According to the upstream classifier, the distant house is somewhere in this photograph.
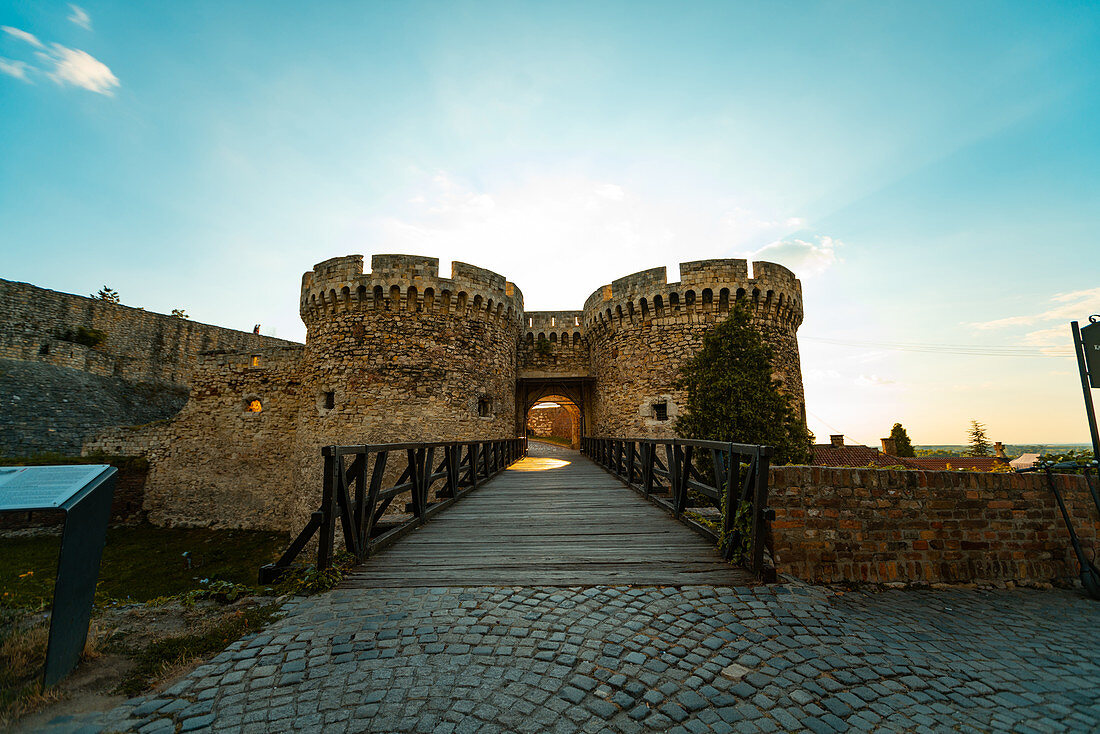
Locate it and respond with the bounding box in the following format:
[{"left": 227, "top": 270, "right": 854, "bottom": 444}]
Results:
[
  {"left": 812, "top": 435, "right": 1012, "bottom": 471},
  {"left": 1009, "top": 453, "right": 1041, "bottom": 470},
  {"left": 812, "top": 435, "right": 919, "bottom": 468},
  {"left": 905, "top": 456, "right": 1011, "bottom": 472}
]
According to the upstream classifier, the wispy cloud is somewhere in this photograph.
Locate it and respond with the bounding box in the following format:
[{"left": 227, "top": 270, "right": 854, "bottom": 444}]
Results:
[
  {"left": 38, "top": 44, "right": 119, "bottom": 94},
  {"left": 971, "top": 287, "right": 1100, "bottom": 330},
  {"left": 749, "top": 235, "right": 841, "bottom": 277},
  {"left": 968, "top": 287, "right": 1100, "bottom": 355},
  {"left": 1, "top": 18, "right": 117, "bottom": 94},
  {"left": 0, "top": 57, "right": 29, "bottom": 80},
  {"left": 369, "top": 169, "right": 840, "bottom": 308},
  {"left": 2, "top": 25, "right": 45, "bottom": 49},
  {"left": 68, "top": 5, "right": 92, "bottom": 31},
  {"left": 856, "top": 373, "right": 897, "bottom": 387}
]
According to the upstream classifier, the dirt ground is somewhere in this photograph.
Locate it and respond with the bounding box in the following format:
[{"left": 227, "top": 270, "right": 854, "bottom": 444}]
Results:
[{"left": 4, "top": 595, "right": 282, "bottom": 732}]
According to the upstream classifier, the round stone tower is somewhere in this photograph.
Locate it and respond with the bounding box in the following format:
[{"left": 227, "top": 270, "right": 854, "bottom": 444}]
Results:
[
  {"left": 296, "top": 254, "right": 523, "bottom": 446},
  {"left": 285, "top": 254, "right": 523, "bottom": 523},
  {"left": 583, "top": 258, "right": 804, "bottom": 437}
]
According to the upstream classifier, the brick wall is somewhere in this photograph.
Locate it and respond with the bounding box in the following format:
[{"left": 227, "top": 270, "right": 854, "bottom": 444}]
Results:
[{"left": 769, "top": 466, "right": 1099, "bottom": 586}]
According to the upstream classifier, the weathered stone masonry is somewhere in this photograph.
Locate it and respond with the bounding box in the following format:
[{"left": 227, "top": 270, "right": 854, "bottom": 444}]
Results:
[
  {"left": 583, "top": 259, "right": 804, "bottom": 438},
  {"left": 0, "top": 278, "right": 295, "bottom": 456}
]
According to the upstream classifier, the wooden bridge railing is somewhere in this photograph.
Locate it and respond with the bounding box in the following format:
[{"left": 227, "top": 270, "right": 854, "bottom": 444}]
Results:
[
  {"left": 260, "top": 437, "right": 527, "bottom": 583},
  {"left": 582, "top": 436, "right": 774, "bottom": 579}
]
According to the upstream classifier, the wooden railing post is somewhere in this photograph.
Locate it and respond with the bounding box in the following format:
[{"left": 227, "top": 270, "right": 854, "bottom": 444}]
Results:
[
  {"left": 626, "top": 441, "right": 636, "bottom": 484},
  {"left": 751, "top": 448, "right": 772, "bottom": 576},
  {"left": 676, "top": 444, "right": 693, "bottom": 516},
  {"left": 643, "top": 442, "right": 655, "bottom": 496},
  {"left": 361, "top": 450, "right": 386, "bottom": 556},
  {"left": 317, "top": 447, "right": 337, "bottom": 570}
]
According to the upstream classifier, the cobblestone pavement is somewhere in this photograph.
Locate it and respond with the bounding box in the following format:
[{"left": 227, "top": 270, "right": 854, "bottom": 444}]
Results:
[{"left": 43, "top": 583, "right": 1100, "bottom": 733}]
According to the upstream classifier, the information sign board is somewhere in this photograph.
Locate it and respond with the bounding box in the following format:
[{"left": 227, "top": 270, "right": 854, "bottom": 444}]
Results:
[
  {"left": 0, "top": 465, "right": 112, "bottom": 511},
  {"left": 0, "top": 464, "right": 116, "bottom": 687},
  {"left": 1081, "top": 320, "right": 1100, "bottom": 389}
]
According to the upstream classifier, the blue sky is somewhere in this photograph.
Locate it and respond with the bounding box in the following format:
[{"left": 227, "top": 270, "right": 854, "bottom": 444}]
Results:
[{"left": 2, "top": 1, "right": 1098, "bottom": 444}]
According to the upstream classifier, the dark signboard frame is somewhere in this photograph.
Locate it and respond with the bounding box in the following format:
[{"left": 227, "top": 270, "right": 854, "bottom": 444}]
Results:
[
  {"left": 1072, "top": 318, "right": 1100, "bottom": 464},
  {"left": 0, "top": 465, "right": 117, "bottom": 687}
]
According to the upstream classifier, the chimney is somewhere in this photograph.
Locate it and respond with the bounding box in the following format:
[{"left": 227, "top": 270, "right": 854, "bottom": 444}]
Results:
[
  {"left": 880, "top": 438, "right": 897, "bottom": 455},
  {"left": 994, "top": 441, "right": 1007, "bottom": 458},
  {"left": 830, "top": 434, "right": 844, "bottom": 448}
]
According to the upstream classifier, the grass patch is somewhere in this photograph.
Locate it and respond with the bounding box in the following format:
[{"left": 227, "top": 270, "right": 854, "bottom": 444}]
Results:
[
  {"left": 0, "top": 524, "right": 286, "bottom": 610},
  {"left": 0, "top": 620, "right": 101, "bottom": 726},
  {"left": 115, "top": 603, "right": 280, "bottom": 697}
]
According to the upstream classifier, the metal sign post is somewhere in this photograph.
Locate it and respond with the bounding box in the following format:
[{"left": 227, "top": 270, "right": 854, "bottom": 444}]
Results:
[
  {"left": 0, "top": 464, "right": 117, "bottom": 687},
  {"left": 1071, "top": 317, "right": 1100, "bottom": 462}
]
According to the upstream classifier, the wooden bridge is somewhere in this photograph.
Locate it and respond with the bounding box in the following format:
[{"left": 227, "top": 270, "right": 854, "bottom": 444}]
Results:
[
  {"left": 261, "top": 436, "right": 771, "bottom": 587},
  {"left": 345, "top": 442, "right": 753, "bottom": 587}
]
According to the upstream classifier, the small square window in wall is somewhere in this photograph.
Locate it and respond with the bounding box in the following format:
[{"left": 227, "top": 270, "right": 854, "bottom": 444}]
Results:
[
  {"left": 323, "top": 391, "right": 335, "bottom": 410},
  {"left": 250, "top": 355, "right": 261, "bottom": 367},
  {"left": 652, "top": 402, "right": 668, "bottom": 421},
  {"left": 478, "top": 397, "right": 491, "bottom": 417},
  {"left": 247, "top": 399, "right": 262, "bottom": 413}
]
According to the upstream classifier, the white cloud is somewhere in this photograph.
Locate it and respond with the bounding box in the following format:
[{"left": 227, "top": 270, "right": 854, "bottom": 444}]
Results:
[
  {"left": 68, "top": 5, "right": 92, "bottom": 30},
  {"left": 364, "top": 169, "right": 840, "bottom": 309},
  {"left": 37, "top": 44, "right": 119, "bottom": 95},
  {"left": 2, "top": 26, "right": 44, "bottom": 49},
  {"left": 1, "top": 20, "right": 118, "bottom": 95},
  {"left": 856, "top": 373, "right": 897, "bottom": 387},
  {"left": 748, "top": 235, "right": 841, "bottom": 277},
  {"left": 0, "top": 57, "right": 29, "bottom": 80},
  {"left": 971, "top": 287, "right": 1100, "bottom": 330}
]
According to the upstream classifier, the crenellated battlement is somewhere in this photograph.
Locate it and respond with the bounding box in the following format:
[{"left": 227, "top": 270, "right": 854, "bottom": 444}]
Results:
[
  {"left": 523, "top": 310, "right": 586, "bottom": 349},
  {"left": 299, "top": 253, "right": 524, "bottom": 326},
  {"left": 582, "top": 258, "right": 803, "bottom": 335}
]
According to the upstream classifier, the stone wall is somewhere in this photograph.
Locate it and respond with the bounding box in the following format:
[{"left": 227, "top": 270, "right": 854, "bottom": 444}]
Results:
[
  {"left": 0, "top": 278, "right": 297, "bottom": 455},
  {"left": 584, "top": 260, "right": 804, "bottom": 438},
  {"left": 769, "top": 466, "right": 1100, "bottom": 586},
  {"left": 0, "top": 359, "right": 187, "bottom": 457},
  {"left": 519, "top": 311, "right": 589, "bottom": 378},
  {"left": 0, "top": 279, "right": 297, "bottom": 385},
  {"left": 526, "top": 404, "right": 574, "bottom": 442},
  {"left": 87, "top": 346, "right": 306, "bottom": 530}
]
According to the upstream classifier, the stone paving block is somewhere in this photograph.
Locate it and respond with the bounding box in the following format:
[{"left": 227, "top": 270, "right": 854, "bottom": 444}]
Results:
[{"left": 48, "top": 585, "right": 1100, "bottom": 733}]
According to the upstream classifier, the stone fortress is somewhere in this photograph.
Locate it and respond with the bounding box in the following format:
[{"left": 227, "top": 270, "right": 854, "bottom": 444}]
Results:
[{"left": 1, "top": 253, "right": 805, "bottom": 532}]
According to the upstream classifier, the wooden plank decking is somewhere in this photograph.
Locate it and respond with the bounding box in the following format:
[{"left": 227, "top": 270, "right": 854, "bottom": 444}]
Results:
[{"left": 343, "top": 442, "right": 754, "bottom": 587}]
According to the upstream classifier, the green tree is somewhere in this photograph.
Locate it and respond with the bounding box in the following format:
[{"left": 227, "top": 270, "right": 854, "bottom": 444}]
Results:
[
  {"left": 889, "top": 423, "right": 915, "bottom": 457},
  {"left": 171, "top": 308, "right": 189, "bottom": 319},
  {"left": 674, "top": 304, "right": 813, "bottom": 464},
  {"left": 967, "top": 420, "right": 991, "bottom": 457},
  {"left": 94, "top": 286, "right": 120, "bottom": 303}
]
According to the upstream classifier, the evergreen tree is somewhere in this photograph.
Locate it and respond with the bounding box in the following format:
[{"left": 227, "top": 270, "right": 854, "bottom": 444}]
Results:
[
  {"left": 967, "top": 420, "right": 991, "bottom": 457},
  {"left": 674, "top": 304, "right": 813, "bottom": 464},
  {"left": 94, "top": 286, "right": 120, "bottom": 303},
  {"left": 889, "top": 422, "right": 915, "bottom": 457}
]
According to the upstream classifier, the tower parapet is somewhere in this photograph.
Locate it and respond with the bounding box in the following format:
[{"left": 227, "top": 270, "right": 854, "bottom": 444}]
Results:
[
  {"left": 300, "top": 254, "right": 523, "bottom": 327},
  {"left": 583, "top": 259, "right": 802, "bottom": 335},
  {"left": 582, "top": 258, "right": 805, "bottom": 438}
]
